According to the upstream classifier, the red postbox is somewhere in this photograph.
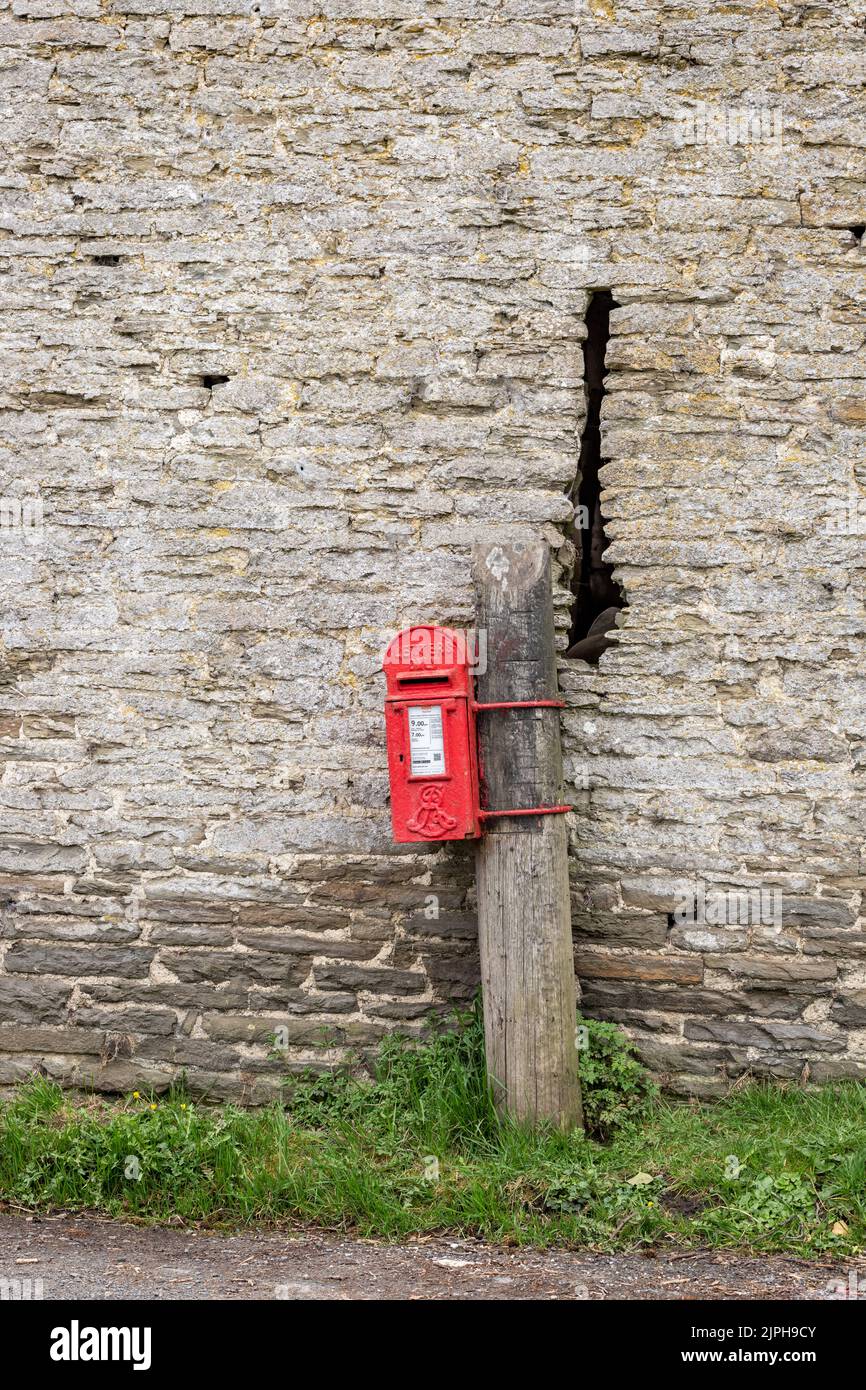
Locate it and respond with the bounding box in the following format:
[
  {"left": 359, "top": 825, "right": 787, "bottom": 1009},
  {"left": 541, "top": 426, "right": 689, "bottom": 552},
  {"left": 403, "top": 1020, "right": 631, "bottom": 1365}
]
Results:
[
  {"left": 383, "top": 625, "right": 481, "bottom": 842},
  {"left": 383, "top": 625, "right": 574, "bottom": 844}
]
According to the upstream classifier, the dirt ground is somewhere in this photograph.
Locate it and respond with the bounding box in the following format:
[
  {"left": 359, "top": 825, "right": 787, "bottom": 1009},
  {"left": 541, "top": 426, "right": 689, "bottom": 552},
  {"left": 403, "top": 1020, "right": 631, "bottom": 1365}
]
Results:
[{"left": 0, "top": 1210, "right": 860, "bottom": 1300}]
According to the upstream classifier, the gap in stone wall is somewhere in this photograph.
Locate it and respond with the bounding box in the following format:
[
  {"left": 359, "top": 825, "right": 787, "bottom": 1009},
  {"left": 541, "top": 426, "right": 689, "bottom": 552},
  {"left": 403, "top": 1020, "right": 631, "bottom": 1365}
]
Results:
[{"left": 567, "top": 290, "right": 624, "bottom": 659}]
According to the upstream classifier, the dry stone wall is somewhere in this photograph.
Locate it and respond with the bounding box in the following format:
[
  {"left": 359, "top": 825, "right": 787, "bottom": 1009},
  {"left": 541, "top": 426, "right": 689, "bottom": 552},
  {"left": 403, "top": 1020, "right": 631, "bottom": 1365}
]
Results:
[{"left": 1, "top": 0, "right": 865, "bottom": 1098}]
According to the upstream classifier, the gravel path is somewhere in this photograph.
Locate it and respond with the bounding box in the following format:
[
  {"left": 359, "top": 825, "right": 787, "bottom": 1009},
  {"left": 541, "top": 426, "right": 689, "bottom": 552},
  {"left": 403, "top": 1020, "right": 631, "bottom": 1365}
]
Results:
[{"left": 0, "top": 1211, "right": 858, "bottom": 1300}]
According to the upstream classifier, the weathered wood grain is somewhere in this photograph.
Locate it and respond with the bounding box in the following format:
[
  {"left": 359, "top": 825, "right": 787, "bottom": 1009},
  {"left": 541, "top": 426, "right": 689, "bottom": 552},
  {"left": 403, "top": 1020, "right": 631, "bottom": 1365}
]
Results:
[{"left": 472, "top": 541, "right": 583, "bottom": 1131}]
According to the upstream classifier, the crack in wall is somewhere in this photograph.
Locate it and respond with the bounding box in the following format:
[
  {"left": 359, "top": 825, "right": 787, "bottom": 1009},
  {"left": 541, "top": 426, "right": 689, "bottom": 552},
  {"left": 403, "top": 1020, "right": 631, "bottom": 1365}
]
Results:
[{"left": 567, "top": 291, "right": 624, "bottom": 660}]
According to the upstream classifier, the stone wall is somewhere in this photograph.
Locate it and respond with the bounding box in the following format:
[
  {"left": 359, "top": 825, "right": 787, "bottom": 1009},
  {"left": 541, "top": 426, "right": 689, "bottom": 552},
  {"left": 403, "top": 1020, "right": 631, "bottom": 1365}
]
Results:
[{"left": 1, "top": 0, "right": 864, "bottom": 1099}]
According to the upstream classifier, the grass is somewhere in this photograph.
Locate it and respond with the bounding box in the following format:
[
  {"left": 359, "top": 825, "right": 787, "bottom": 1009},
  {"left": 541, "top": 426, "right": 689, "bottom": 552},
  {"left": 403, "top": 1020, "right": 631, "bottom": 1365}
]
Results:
[{"left": 0, "top": 1006, "right": 864, "bottom": 1257}]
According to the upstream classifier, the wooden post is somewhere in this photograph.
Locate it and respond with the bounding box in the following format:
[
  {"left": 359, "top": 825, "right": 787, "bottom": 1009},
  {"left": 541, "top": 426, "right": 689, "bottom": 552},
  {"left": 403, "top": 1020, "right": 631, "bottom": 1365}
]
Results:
[{"left": 472, "top": 541, "right": 583, "bottom": 1131}]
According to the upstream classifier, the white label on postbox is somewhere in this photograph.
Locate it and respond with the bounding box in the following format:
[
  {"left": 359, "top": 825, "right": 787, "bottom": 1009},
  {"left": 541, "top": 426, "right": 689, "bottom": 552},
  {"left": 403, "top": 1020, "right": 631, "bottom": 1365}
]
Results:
[{"left": 408, "top": 705, "right": 446, "bottom": 776}]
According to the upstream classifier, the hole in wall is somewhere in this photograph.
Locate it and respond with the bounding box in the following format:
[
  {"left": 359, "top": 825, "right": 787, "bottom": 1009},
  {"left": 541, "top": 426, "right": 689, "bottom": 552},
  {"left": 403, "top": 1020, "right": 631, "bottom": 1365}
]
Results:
[
  {"left": 566, "top": 290, "right": 625, "bottom": 661},
  {"left": 201, "top": 374, "right": 230, "bottom": 390},
  {"left": 849, "top": 224, "right": 865, "bottom": 243},
  {"left": 90, "top": 254, "right": 121, "bottom": 266}
]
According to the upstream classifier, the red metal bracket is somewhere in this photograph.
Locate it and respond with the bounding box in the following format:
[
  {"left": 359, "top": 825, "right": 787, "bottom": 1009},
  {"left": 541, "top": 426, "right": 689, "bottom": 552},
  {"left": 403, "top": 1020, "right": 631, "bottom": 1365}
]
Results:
[{"left": 473, "top": 698, "right": 572, "bottom": 820}]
